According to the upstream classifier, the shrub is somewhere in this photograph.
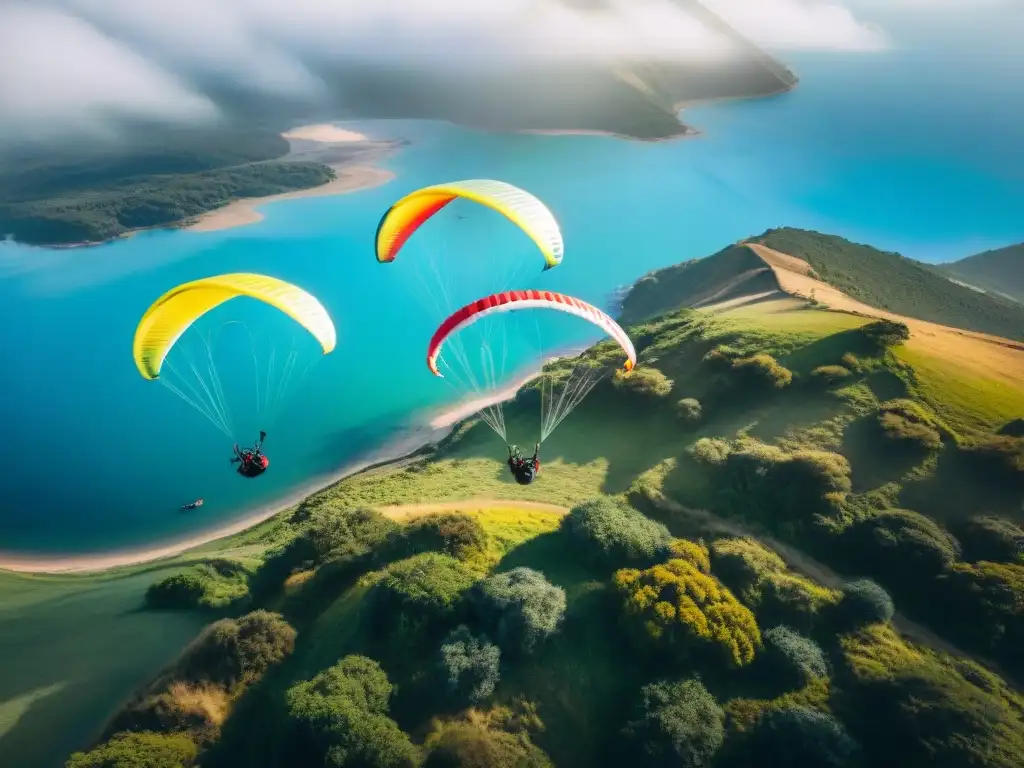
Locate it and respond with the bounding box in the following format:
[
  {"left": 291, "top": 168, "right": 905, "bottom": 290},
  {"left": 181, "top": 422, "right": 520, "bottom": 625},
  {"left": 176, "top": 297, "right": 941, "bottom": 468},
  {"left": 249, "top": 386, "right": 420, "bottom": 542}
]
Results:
[
  {"left": 762, "top": 626, "right": 829, "bottom": 687},
  {"left": 424, "top": 721, "right": 551, "bottom": 768},
  {"left": 66, "top": 731, "right": 198, "bottom": 768},
  {"left": 613, "top": 559, "right": 761, "bottom": 667},
  {"left": 703, "top": 345, "right": 741, "bottom": 370},
  {"left": 836, "top": 580, "right": 894, "bottom": 628},
  {"left": 845, "top": 509, "right": 960, "bottom": 581},
  {"left": 938, "top": 561, "right": 1024, "bottom": 654},
  {"left": 961, "top": 435, "right": 1024, "bottom": 492},
  {"left": 767, "top": 450, "right": 852, "bottom": 520},
  {"left": 301, "top": 506, "right": 398, "bottom": 564},
  {"left": 691, "top": 438, "right": 731, "bottom": 466},
  {"left": 675, "top": 397, "right": 702, "bottom": 424},
  {"left": 612, "top": 366, "right": 674, "bottom": 399},
  {"left": 731, "top": 707, "right": 861, "bottom": 768},
  {"left": 621, "top": 678, "right": 725, "bottom": 768},
  {"left": 146, "top": 572, "right": 207, "bottom": 610},
  {"left": 437, "top": 626, "right": 501, "bottom": 706},
  {"left": 876, "top": 399, "right": 943, "bottom": 450},
  {"left": 729, "top": 354, "right": 793, "bottom": 390},
  {"left": 998, "top": 418, "right": 1024, "bottom": 438},
  {"left": 711, "top": 538, "right": 839, "bottom": 632},
  {"left": 840, "top": 353, "right": 861, "bottom": 372},
  {"left": 375, "top": 553, "right": 477, "bottom": 637},
  {"left": 109, "top": 683, "right": 229, "bottom": 742},
  {"left": 957, "top": 515, "right": 1023, "bottom": 563},
  {"left": 810, "top": 365, "right": 852, "bottom": 387},
  {"left": 859, "top": 319, "right": 910, "bottom": 350},
  {"left": 178, "top": 610, "right": 296, "bottom": 691},
  {"left": 390, "top": 513, "right": 489, "bottom": 562},
  {"left": 561, "top": 497, "right": 672, "bottom": 570},
  {"left": 469, "top": 568, "right": 566, "bottom": 656},
  {"left": 286, "top": 655, "right": 417, "bottom": 768},
  {"left": 667, "top": 539, "right": 711, "bottom": 574}
]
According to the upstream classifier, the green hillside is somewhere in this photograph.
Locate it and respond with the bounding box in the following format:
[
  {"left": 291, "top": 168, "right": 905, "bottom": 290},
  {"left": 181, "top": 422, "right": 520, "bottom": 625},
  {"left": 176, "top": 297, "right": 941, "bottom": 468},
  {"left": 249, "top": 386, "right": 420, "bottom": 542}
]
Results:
[
  {"left": 28, "top": 235, "right": 1024, "bottom": 767},
  {"left": 940, "top": 243, "right": 1024, "bottom": 304},
  {"left": 746, "top": 228, "right": 1024, "bottom": 341}
]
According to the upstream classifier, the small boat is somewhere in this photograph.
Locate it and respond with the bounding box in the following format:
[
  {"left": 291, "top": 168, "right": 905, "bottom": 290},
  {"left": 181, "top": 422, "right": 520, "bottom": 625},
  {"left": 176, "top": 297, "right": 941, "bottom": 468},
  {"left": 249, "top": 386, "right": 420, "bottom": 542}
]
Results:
[{"left": 181, "top": 498, "right": 204, "bottom": 511}]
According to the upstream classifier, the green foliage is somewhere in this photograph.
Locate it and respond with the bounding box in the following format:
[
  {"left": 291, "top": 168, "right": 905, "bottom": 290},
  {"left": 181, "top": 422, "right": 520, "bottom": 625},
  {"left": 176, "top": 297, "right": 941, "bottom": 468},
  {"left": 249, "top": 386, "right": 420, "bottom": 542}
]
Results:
[
  {"left": 691, "top": 437, "right": 732, "bottom": 466},
  {"left": 667, "top": 539, "right": 711, "bottom": 574},
  {"left": 766, "top": 450, "right": 852, "bottom": 520},
  {"left": 957, "top": 516, "right": 1024, "bottom": 563},
  {"left": 375, "top": 553, "right": 477, "bottom": 636},
  {"left": 109, "top": 683, "right": 228, "bottom": 744},
  {"left": 612, "top": 366, "right": 674, "bottom": 399},
  {"left": 960, "top": 434, "right": 1024, "bottom": 492},
  {"left": 675, "top": 397, "right": 703, "bottom": 424},
  {"left": 749, "top": 228, "right": 1024, "bottom": 341},
  {"left": 939, "top": 562, "right": 1024, "bottom": 657},
  {"left": 561, "top": 497, "right": 672, "bottom": 570},
  {"left": 614, "top": 559, "right": 761, "bottom": 667},
  {"left": 810, "top": 365, "right": 852, "bottom": 386},
  {"left": 836, "top": 580, "right": 894, "bottom": 628},
  {"left": 177, "top": 610, "right": 296, "bottom": 691},
  {"left": 145, "top": 560, "right": 251, "bottom": 611},
  {"left": 845, "top": 509, "right": 961, "bottom": 582},
  {"left": 298, "top": 506, "right": 399, "bottom": 566},
  {"left": 285, "top": 655, "right": 417, "bottom": 768},
  {"left": 437, "top": 625, "right": 501, "bottom": 706},
  {"left": 876, "top": 399, "right": 944, "bottom": 450},
  {"left": 390, "top": 513, "right": 490, "bottom": 562},
  {"left": 703, "top": 345, "right": 742, "bottom": 371},
  {"left": 2, "top": 161, "right": 334, "bottom": 246},
  {"left": 998, "top": 418, "right": 1024, "bottom": 437},
  {"left": 729, "top": 353, "right": 793, "bottom": 390},
  {"left": 762, "top": 626, "right": 829, "bottom": 687},
  {"left": 423, "top": 720, "right": 552, "bottom": 768},
  {"left": 621, "top": 678, "right": 725, "bottom": 768},
  {"left": 730, "top": 707, "right": 861, "bottom": 768},
  {"left": 711, "top": 538, "right": 840, "bottom": 632},
  {"left": 839, "top": 625, "right": 1024, "bottom": 768},
  {"left": 858, "top": 320, "right": 911, "bottom": 350},
  {"left": 469, "top": 567, "right": 566, "bottom": 656},
  {"left": 65, "top": 731, "right": 198, "bottom": 768}
]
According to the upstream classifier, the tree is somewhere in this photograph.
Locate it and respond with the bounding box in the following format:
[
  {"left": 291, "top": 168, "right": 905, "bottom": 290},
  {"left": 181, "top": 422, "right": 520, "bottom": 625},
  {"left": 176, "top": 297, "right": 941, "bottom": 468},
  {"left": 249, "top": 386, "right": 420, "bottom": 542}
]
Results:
[
  {"left": 286, "top": 656, "right": 418, "bottom": 768},
  {"left": 612, "top": 366, "right": 674, "bottom": 399},
  {"left": 561, "top": 497, "right": 672, "bottom": 570},
  {"left": 179, "top": 610, "right": 296, "bottom": 690},
  {"left": 731, "top": 707, "right": 861, "bottom": 768},
  {"left": 621, "top": 678, "right": 725, "bottom": 768},
  {"left": 375, "top": 553, "right": 477, "bottom": 637},
  {"left": 675, "top": 397, "right": 702, "bottom": 424},
  {"left": 845, "top": 509, "right": 960, "bottom": 582},
  {"left": 469, "top": 568, "right": 566, "bottom": 656},
  {"left": 66, "top": 731, "right": 198, "bottom": 768},
  {"left": 390, "top": 513, "right": 489, "bottom": 562},
  {"left": 613, "top": 559, "right": 761, "bottom": 667},
  {"left": 437, "top": 626, "right": 501, "bottom": 706},
  {"left": 859, "top": 319, "right": 910, "bottom": 350},
  {"left": 835, "top": 580, "right": 894, "bottom": 629},
  {"left": 810, "top": 365, "right": 851, "bottom": 387},
  {"left": 957, "top": 515, "right": 1024, "bottom": 563},
  {"left": 761, "top": 626, "right": 828, "bottom": 688},
  {"left": 424, "top": 721, "right": 551, "bottom": 768},
  {"left": 729, "top": 354, "right": 793, "bottom": 391}
]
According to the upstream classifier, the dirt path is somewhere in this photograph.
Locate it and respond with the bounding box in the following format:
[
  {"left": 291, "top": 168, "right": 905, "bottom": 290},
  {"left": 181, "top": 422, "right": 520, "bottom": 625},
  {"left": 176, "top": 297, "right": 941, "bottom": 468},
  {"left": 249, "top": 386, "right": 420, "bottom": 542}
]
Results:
[
  {"left": 646, "top": 492, "right": 1021, "bottom": 690},
  {"left": 376, "top": 499, "right": 569, "bottom": 521}
]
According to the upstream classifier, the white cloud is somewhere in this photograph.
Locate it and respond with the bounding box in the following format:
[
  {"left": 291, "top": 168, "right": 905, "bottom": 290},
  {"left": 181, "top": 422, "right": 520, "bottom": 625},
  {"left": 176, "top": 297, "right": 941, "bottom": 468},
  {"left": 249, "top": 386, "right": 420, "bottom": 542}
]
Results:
[
  {"left": 704, "top": 0, "right": 888, "bottom": 51},
  {"left": 0, "top": 0, "right": 890, "bottom": 143},
  {"left": 0, "top": 4, "right": 218, "bottom": 143}
]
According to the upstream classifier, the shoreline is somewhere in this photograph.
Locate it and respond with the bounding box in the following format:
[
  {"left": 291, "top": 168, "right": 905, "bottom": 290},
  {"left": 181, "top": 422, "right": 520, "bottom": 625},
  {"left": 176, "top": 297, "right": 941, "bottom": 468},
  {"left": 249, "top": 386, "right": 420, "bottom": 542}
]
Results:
[
  {"left": 0, "top": 368, "right": 542, "bottom": 575},
  {"left": 184, "top": 164, "right": 395, "bottom": 233}
]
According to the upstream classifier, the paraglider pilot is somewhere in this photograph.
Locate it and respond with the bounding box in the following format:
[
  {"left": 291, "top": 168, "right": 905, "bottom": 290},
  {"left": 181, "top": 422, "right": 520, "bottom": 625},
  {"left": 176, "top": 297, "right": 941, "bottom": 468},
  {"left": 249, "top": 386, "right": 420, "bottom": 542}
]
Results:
[
  {"left": 508, "top": 443, "right": 540, "bottom": 485},
  {"left": 232, "top": 431, "right": 269, "bottom": 478}
]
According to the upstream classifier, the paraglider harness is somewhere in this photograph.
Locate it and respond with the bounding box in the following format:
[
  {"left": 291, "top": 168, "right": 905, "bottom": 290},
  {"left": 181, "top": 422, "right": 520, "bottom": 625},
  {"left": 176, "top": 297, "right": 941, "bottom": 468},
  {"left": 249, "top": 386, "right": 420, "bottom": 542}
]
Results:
[
  {"left": 508, "top": 443, "right": 540, "bottom": 486},
  {"left": 232, "top": 431, "right": 269, "bottom": 478}
]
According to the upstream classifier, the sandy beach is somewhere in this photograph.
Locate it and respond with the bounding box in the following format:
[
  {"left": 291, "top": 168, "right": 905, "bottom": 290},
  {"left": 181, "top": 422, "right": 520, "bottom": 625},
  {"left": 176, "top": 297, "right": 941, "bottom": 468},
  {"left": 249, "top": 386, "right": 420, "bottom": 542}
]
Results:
[
  {"left": 0, "top": 374, "right": 535, "bottom": 574},
  {"left": 185, "top": 165, "right": 394, "bottom": 233}
]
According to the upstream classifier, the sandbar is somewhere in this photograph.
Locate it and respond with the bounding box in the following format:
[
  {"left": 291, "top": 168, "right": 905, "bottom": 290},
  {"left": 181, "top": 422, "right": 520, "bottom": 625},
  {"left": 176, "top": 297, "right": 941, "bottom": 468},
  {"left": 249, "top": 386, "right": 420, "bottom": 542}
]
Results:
[
  {"left": 0, "top": 373, "right": 535, "bottom": 574},
  {"left": 185, "top": 165, "right": 394, "bottom": 233},
  {"left": 282, "top": 124, "right": 370, "bottom": 143}
]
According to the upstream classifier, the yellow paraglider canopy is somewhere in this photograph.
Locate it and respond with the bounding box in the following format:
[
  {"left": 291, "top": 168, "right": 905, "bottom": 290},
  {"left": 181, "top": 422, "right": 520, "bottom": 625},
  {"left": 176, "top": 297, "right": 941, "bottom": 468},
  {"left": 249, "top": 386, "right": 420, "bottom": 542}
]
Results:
[
  {"left": 133, "top": 273, "right": 336, "bottom": 381},
  {"left": 375, "top": 179, "right": 564, "bottom": 269}
]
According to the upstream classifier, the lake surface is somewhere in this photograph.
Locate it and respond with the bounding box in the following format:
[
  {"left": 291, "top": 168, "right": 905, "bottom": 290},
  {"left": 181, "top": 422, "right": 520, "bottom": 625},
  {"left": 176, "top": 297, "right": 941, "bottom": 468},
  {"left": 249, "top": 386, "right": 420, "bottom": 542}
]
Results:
[{"left": 1, "top": 49, "right": 1021, "bottom": 556}]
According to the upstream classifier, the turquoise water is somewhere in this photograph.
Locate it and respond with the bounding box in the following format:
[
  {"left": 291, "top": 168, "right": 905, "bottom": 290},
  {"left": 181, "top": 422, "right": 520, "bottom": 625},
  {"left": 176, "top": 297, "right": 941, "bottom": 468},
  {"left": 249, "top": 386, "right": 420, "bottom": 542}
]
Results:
[{"left": 1, "top": 50, "right": 1022, "bottom": 555}]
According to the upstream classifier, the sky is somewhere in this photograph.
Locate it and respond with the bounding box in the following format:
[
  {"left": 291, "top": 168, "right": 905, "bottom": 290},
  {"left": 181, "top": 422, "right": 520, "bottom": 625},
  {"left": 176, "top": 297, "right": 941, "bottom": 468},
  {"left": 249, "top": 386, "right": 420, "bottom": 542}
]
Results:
[{"left": 0, "top": 0, "right": 1020, "bottom": 143}]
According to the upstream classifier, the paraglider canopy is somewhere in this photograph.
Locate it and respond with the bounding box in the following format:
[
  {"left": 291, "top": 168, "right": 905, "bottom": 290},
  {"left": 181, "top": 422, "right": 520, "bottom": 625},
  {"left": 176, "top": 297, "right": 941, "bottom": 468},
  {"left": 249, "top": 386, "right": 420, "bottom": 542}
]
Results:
[
  {"left": 375, "top": 179, "right": 564, "bottom": 270},
  {"left": 133, "top": 273, "right": 336, "bottom": 381}
]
